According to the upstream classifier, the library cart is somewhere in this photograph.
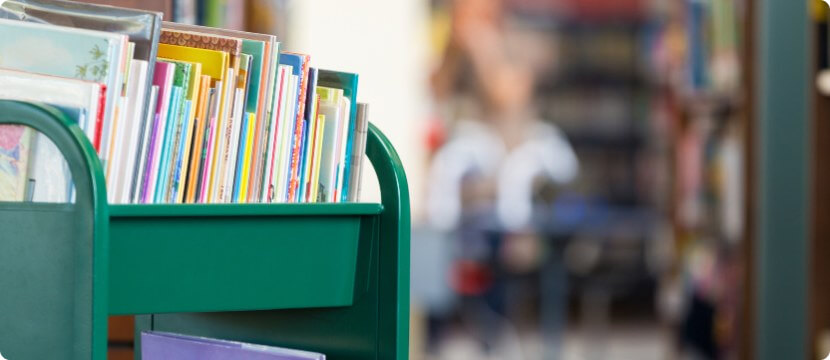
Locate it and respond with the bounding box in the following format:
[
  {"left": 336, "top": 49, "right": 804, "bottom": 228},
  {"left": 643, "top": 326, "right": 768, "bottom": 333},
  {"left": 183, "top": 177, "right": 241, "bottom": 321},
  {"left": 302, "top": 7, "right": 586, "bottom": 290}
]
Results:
[{"left": 0, "top": 100, "right": 410, "bottom": 360}]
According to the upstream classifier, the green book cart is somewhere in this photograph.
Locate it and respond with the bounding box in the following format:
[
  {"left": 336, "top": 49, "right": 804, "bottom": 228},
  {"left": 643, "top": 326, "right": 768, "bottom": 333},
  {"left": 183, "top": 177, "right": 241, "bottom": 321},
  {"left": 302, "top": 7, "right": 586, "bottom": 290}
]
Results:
[{"left": 0, "top": 100, "right": 410, "bottom": 360}]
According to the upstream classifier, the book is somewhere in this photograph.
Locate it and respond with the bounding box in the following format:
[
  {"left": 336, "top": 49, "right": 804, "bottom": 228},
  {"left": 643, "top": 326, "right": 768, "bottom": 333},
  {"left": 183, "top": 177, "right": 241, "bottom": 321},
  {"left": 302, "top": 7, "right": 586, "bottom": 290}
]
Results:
[
  {"left": 348, "top": 103, "right": 370, "bottom": 202},
  {"left": 0, "top": 68, "right": 104, "bottom": 140},
  {"left": 160, "top": 28, "right": 242, "bottom": 57},
  {"left": 0, "top": 0, "right": 162, "bottom": 131},
  {"left": 0, "top": 69, "right": 109, "bottom": 202},
  {"left": 262, "top": 65, "right": 288, "bottom": 202},
  {"left": 0, "top": 125, "right": 35, "bottom": 202},
  {"left": 316, "top": 70, "right": 359, "bottom": 202},
  {"left": 279, "top": 53, "right": 310, "bottom": 202},
  {"left": 111, "top": 59, "right": 149, "bottom": 203},
  {"left": 0, "top": 18, "right": 128, "bottom": 154},
  {"left": 141, "top": 332, "right": 326, "bottom": 360},
  {"left": 132, "top": 85, "right": 159, "bottom": 203},
  {"left": 184, "top": 74, "right": 211, "bottom": 203},
  {"left": 141, "top": 61, "right": 175, "bottom": 203},
  {"left": 315, "top": 87, "right": 344, "bottom": 202},
  {"left": 298, "top": 68, "right": 319, "bottom": 202}
]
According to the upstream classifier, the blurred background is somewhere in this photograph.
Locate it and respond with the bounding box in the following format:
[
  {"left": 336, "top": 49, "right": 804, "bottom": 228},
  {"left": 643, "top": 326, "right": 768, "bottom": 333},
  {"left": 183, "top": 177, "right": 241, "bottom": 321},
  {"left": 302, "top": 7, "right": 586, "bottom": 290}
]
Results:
[{"left": 92, "top": 0, "right": 830, "bottom": 359}]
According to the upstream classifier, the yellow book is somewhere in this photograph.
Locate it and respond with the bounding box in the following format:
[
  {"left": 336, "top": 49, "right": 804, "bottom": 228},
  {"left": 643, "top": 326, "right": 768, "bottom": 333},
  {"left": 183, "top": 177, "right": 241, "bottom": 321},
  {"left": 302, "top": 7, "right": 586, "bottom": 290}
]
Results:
[
  {"left": 158, "top": 43, "right": 227, "bottom": 82},
  {"left": 238, "top": 112, "right": 256, "bottom": 202}
]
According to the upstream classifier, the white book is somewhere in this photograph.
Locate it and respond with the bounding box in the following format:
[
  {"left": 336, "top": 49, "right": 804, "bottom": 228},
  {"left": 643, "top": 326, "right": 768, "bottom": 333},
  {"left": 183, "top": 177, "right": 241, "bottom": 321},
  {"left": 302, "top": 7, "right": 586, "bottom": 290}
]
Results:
[
  {"left": 262, "top": 66, "right": 289, "bottom": 202},
  {"left": 275, "top": 73, "right": 297, "bottom": 202},
  {"left": 334, "top": 96, "right": 351, "bottom": 203},
  {"left": 224, "top": 87, "right": 246, "bottom": 203},
  {"left": 199, "top": 82, "right": 222, "bottom": 203},
  {"left": 211, "top": 67, "right": 236, "bottom": 203},
  {"left": 316, "top": 88, "right": 343, "bottom": 203},
  {"left": 112, "top": 59, "right": 149, "bottom": 203},
  {"left": 105, "top": 95, "right": 129, "bottom": 202}
]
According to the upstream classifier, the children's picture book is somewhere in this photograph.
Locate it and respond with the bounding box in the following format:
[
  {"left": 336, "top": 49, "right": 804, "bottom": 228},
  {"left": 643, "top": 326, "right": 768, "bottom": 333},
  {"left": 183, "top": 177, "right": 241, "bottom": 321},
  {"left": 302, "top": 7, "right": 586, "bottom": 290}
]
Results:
[{"left": 0, "top": 18, "right": 127, "bottom": 155}]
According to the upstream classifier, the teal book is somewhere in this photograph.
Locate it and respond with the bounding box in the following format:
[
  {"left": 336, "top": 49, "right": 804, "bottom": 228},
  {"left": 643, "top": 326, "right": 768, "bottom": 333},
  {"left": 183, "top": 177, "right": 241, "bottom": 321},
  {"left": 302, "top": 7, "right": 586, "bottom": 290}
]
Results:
[
  {"left": 241, "top": 39, "right": 266, "bottom": 113},
  {"left": 157, "top": 60, "right": 193, "bottom": 201},
  {"left": 0, "top": 18, "right": 126, "bottom": 153},
  {"left": 317, "top": 69, "right": 358, "bottom": 202},
  {"left": 154, "top": 85, "right": 183, "bottom": 203}
]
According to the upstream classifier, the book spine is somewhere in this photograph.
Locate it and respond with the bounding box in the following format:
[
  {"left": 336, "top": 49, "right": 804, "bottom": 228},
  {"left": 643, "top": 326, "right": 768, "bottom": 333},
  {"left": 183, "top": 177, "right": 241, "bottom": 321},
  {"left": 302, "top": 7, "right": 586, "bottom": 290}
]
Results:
[
  {"left": 288, "top": 58, "right": 310, "bottom": 202},
  {"left": 94, "top": 84, "right": 107, "bottom": 152},
  {"left": 140, "top": 113, "right": 161, "bottom": 203}
]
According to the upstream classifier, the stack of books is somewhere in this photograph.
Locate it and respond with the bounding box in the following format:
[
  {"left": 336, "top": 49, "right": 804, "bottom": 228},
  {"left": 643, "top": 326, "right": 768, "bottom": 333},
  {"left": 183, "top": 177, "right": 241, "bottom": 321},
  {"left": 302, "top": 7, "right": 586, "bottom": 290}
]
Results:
[{"left": 0, "top": 0, "right": 369, "bottom": 204}]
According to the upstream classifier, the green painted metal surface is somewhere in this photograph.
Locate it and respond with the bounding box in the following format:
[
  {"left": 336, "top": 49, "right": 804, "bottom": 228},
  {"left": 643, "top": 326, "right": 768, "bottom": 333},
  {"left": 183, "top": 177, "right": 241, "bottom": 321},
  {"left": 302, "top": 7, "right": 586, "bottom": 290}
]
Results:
[
  {"left": 108, "top": 205, "right": 379, "bottom": 314},
  {"left": 0, "top": 101, "right": 109, "bottom": 360},
  {"left": 757, "top": 0, "right": 809, "bottom": 358}
]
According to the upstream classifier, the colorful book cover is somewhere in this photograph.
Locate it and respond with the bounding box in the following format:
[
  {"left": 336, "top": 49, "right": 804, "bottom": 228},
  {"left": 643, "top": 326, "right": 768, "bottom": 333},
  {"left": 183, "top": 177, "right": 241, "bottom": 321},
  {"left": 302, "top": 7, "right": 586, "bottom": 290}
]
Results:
[
  {"left": 158, "top": 43, "right": 228, "bottom": 82},
  {"left": 160, "top": 28, "right": 242, "bottom": 56},
  {"left": 0, "top": 18, "right": 127, "bottom": 154},
  {"left": 0, "top": 125, "right": 34, "bottom": 202}
]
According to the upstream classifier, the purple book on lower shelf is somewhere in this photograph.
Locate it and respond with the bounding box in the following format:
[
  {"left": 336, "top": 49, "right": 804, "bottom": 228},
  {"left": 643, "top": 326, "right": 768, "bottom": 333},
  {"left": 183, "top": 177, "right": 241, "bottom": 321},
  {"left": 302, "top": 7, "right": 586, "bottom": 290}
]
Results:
[{"left": 141, "top": 332, "right": 326, "bottom": 360}]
